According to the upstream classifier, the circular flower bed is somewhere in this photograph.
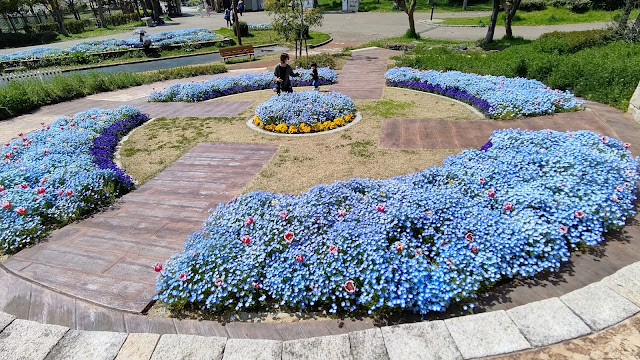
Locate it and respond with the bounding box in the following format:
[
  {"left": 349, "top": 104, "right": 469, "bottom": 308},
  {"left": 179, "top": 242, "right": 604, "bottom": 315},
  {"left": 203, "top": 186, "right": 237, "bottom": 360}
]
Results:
[
  {"left": 0, "top": 106, "right": 148, "bottom": 253},
  {"left": 253, "top": 91, "right": 357, "bottom": 134},
  {"left": 155, "top": 129, "right": 639, "bottom": 315}
]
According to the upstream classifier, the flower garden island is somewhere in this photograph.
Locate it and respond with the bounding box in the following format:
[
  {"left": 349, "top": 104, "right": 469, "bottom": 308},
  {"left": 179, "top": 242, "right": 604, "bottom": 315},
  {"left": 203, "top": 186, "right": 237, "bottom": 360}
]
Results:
[{"left": 1, "top": 42, "right": 640, "bottom": 359}]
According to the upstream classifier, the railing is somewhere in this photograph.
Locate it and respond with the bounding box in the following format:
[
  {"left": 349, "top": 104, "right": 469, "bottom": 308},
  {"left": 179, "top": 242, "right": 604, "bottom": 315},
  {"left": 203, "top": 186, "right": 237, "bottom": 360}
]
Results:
[{"left": 0, "top": 68, "right": 62, "bottom": 87}]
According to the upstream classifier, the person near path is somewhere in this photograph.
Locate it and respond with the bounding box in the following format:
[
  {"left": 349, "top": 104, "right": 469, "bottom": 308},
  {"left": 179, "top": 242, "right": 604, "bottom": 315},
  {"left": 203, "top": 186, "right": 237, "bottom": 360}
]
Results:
[
  {"left": 311, "top": 62, "right": 319, "bottom": 91},
  {"left": 273, "top": 53, "right": 300, "bottom": 95},
  {"left": 224, "top": 8, "right": 233, "bottom": 28},
  {"left": 205, "top": 3, "right": 211, "bottom": 17},
  {"left": 237, "top": 0, "right": 244, "bottom": 16}
]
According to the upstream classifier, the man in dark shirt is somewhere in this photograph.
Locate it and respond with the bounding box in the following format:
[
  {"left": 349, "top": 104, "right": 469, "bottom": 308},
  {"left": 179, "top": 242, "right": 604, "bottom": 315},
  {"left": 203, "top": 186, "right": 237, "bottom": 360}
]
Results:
[{"left": 273, "top": 53, "right": 300, "bottom": 95}]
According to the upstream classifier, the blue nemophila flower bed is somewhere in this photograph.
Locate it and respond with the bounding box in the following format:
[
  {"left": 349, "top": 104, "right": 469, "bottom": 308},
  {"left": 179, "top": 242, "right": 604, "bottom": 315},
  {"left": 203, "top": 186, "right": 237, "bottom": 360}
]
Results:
[
  {"left": 385, "top": 67, "right": 584, "bottom": 119},
  {"left": 253, "top": 91, "right": 356, "bottom": 133},
  {"left": 248, "top": 24, "right": 271, "bottom": 31},
  {"left": 155, "top": 129, "right": 639, "bottom": 315},
  {"left": 0, "top": 106, "right": 148, "bottom": 253},
  {"left": 147, "top": 68, "right": 337, "bottom": 102},
  {"left": 0, "top": 29, "right": 223, "bottom": 62}
]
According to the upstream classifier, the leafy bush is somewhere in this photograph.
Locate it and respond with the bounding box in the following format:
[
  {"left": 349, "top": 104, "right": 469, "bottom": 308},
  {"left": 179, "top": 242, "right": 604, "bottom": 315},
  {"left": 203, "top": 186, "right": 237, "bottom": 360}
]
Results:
[
  {"left": 232, "top": 21, "right": 250, "bottom": 37},
  {"left": 31, "top": 22, "right": 59, "bottom": 34},
  {"left": 155, "top": 129, "right": 639, "bottom": 315},
  {"left": 591, "top": 0, "right": 625, "bottom": 10},
  {"left": 519, "top": 0, "right": 547, "bottom": 11},
  {"left": 63, "top": 19, "right": 94, "bottom": 34},
  {"left": 293, "top": 53, "right": 338, "bottom": 69},
  {"left": 0, "top": 63, "right": 227, "bottom": 121},
  {"left": 104, "top": 13, "right": 140, "bottom": 26},
  {"left": 537, "top": 29, "right": 615, "bottom": 54},
  {"left": 549, "top": 0, "right": 569, "bottom": 7},
  {"left": 394, "top": 32, "right": 639, "bottom": 110},
  {"left": 567, "top": 0, "right": 592, "bottom": 13},
  {"left": 0, "top": 106, "right": 148, "bottom": 253}
]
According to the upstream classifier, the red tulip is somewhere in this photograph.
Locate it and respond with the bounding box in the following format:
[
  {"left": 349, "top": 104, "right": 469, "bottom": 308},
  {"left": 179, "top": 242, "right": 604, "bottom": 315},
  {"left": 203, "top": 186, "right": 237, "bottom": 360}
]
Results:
[
  {"left": 241, "top": 235, "right": 251, "bottom": 244},
  {"left": 178, "top": 272, "right": 188, "bottom": 282},
  {"left": 344, "top": 280, "right": 356, "bottom": 293},
  {"left": 245, "top": 216, "right": 254, "bottom": 226},
  {"left": 153, "top": 263, "right": 163, "bottom": 272},
  {"left": 295, "top": 254, "right": 304, "bottom": 263},
  {"left": 376, "top": 203, "right": 386, "bottom": 212},
  {"left": 284, "top": 231, "right": 295, "bottom": 243}
]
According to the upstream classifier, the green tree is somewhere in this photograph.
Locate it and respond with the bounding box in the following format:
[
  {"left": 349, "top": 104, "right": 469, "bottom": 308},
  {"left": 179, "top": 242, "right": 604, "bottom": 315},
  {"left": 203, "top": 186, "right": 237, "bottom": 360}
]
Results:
[
  {"left": 392, "top": 0, "right": 419, "bottom": 38},
  {"left": 46, "top": 0, "right": 69, "bottom": 35},
  {"left": 265, "top": 0, "right": 323, "bottom": 57}
]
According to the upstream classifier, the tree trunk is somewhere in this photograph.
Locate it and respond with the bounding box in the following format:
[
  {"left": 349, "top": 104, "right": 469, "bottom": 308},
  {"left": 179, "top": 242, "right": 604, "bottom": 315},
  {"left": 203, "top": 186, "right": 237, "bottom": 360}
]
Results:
[
  {"left": 97, "top": 0, "right": 107, "bottom": 27},
  {"left": 48, "top": 0, "right": 70, "bottom": 36},
  {"left": 618, "top": 0, "right": 634, "bottom": 32},
  {"left": 213, "top": 0, "right": 220, "bottom": 13},
  {"left": 408, "top": 9, "right": 415, "bottom": 36},
  {"left": 30, "top": 5, "right": 43, "bottom": 24},
  {"left": 7, "top": 15, "right": 18, "bottom": 33},
  {"left": 503, "top": 0, "right": 521, "bottom": 39},
  {"left": 482, "top": 0, "right": 500, "bottom": 45},
  {"left": 462, "top": 0, "right": 468, "bottom": 10},
  {"left": 233, "top": 0, "right": 242, "bottom": 45}
]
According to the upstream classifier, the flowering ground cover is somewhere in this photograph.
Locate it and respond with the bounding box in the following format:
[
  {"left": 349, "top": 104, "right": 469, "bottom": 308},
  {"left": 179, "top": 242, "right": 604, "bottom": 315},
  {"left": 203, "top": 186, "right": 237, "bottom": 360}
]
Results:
[
  {"left": 253, "top": 91, "right": 356, "bottom": 134},
  {"left": 248, "top": 24, "right": 272, "bottom": 31},
  {"left": 0, "top": 29, "right": 223, "bottom": 62},
  {"left": 0, "top": 106, "right": 147, "bottom": 253},
  {"left": 147, "top": 68, "right": 337, "bottom": 102},
  {"left": 385, "top": 67, "right": 584, "bottom": 119},
  {"left": 155, "top": 129, "right": 639, "bottom": 315}
]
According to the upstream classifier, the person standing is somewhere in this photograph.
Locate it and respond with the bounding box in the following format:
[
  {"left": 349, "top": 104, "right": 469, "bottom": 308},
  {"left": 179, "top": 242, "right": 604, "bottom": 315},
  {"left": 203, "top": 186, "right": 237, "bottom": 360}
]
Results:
[
  {"left": 205, "top": 3, "right": 211, "bottom": 16},
  {"left": 273, "top": 53, "right": 300, "bottom": 95},
  {"left": 224, "top": 7, "right": 232, "bottom": 28}
]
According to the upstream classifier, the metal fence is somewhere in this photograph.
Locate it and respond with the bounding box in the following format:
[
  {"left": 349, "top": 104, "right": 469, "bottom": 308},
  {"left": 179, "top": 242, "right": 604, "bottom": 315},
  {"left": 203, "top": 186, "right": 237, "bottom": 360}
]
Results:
[
  {"left": 0, "top": 12, "right": 51, "bottom": 33},
  {"left": 0, "top": 68, "right": 62, "bottom": 88}
]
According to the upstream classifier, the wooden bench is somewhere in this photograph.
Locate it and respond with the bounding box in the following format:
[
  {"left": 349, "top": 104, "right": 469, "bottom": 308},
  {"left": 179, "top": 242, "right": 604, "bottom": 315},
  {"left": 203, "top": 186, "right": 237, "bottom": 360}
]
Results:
[{"left": 219, "top": 45, "right": 255, "bottom": 62}]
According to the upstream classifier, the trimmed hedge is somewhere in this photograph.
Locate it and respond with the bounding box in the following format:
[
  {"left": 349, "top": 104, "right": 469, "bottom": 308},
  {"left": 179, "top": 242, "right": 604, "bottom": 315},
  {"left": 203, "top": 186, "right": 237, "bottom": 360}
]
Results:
[{"left": 0, "top": 63, "right": 227, "bottom": 121}]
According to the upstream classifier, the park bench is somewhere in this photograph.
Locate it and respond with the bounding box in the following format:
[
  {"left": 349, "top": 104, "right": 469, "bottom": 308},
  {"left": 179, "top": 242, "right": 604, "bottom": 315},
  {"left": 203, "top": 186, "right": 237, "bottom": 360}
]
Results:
[{"left": 219, "top": 45, "right": 255, "bottom": 63}]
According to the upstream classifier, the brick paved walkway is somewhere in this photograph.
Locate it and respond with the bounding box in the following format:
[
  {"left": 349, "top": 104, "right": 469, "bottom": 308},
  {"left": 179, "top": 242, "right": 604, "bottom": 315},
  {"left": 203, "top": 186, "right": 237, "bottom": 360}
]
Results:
[
  {"left": 2, "top": 143, "right": 278, "bottom": 313},
  {"left": 380, "top": 102, "right": 640, "bottom": 153},
  {"left": 331, "top": 48, "right": 399, "bottom": 100}
]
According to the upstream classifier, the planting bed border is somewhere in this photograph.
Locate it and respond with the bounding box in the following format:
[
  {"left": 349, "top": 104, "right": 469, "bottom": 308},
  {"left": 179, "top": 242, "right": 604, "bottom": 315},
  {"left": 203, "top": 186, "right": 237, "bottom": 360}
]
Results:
[{"left": 246, "top": 111, "right": 362, "bottom": 137}]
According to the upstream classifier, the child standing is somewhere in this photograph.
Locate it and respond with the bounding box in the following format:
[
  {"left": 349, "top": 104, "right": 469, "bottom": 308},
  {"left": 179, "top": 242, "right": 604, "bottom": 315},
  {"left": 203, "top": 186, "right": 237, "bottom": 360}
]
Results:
[
  {"left": 205, "top": 4, "right": 211, "bottom": 17},
  {"left": 311, "top": 62, "right": 319, "bottom": 91},
  {"left": 237, "top": 0, "right": 244, "bottom": 16}
]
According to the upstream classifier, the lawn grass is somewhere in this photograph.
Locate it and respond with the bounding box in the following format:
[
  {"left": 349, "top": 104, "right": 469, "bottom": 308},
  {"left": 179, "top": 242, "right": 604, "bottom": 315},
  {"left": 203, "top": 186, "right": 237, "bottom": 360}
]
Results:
[
  {"left": 55, "top": 21, "right": 148, "bottom": 41},
  {"left": 317, "top": 0, "right": 493, "bottom": 12},
  {"left": 119, "top": 87, "right": 478, "bottom": 194},
  {"left": 441, "top": 8, "right": 640, "bottom": 26},
  {"left": 216, "top": 28, "right": 331, "bottom": 46}
]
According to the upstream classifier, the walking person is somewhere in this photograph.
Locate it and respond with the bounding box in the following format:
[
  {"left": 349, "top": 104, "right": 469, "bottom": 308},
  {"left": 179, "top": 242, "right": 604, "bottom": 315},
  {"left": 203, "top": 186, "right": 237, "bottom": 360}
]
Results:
[
  {"left": 224, "top": 7, "right": 232, "bottom": 28},
  {"left": 273, "top": 53, "right": 300, "bottom": 95},
  {"left": 237, "top": 0, "right": 244, "bottom": 16},
  {"left": 205, "top": 3, "right": 211, "bottom": 17},
  {"left": 311, "top": 62, "right": 319, "bottom": 91}
]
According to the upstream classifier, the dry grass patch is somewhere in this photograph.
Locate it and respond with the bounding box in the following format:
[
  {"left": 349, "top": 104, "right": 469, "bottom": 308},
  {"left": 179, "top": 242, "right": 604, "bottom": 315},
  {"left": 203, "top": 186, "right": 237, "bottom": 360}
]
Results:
[{"left": 120, "top": 87, "right": 479, "bottom": 194}]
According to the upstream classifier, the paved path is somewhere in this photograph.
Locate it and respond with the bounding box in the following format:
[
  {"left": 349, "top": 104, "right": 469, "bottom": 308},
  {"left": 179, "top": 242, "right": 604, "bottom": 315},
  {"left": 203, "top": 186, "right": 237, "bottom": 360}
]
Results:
[
  {"left": 0, "top": 11, "right": 609, "bottom": 55},
  {"left": 1, "top": 48, "right": 640, "bottom": 358},
  {"left": 3, "top": 143, "right": 279, "bottom": 313},
  {"left": 332, "top": 48, "right": 399, "bottom": 99}
]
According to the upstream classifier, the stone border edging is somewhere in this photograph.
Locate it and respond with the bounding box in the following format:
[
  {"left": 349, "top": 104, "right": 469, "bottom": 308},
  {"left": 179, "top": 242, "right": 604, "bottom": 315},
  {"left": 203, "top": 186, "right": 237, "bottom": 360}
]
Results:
[
  {"left": 0, "top": 262, "right": 639, "bottom": 359},
  {"left": 309, "top": 36, "right": 333, "bottom": 49},
  {"left": 389, "top": 86, "right": 487, "bottom": 119},
  {"left": 246, "top": 112, "right": 362, "bottom": 137}
]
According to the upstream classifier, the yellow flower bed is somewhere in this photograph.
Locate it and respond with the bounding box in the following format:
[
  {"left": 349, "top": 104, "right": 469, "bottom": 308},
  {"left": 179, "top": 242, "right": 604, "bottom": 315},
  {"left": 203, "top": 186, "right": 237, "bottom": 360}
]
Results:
[{"left": 253, "top": 113, "right": 356, "bottom": 134}]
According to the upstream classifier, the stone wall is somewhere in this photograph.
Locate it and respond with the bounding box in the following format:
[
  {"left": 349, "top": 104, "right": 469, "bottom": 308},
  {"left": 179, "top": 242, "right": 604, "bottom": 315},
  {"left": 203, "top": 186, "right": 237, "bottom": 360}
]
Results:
[{"left": 629, "top": 79, "right": 640, "bottom": 123}]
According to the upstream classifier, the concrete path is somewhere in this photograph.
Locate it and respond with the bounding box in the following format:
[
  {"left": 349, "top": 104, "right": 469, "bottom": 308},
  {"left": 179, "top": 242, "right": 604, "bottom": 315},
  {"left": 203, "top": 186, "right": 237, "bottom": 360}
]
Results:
[{"left": 1, "top": 47, "right": 640, "bottom": 358}]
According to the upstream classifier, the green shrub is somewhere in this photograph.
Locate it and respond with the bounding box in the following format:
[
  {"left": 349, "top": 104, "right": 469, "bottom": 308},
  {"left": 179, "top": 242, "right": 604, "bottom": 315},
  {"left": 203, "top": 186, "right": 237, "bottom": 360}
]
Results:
[
  {"left": 567, "top": 0, "right": 592, "bottom": 13},
  {"left": 105, "top": 13, "right": 140, "bottom": 26},
  {"left": 519, "top": 0, "right": 547, "bottom": 11},
  {"left": 294, "top": 53, "right": 338, "bottom": 69},
  {"left": 232, "top": 21, "right": 250, "bottom": 37},
  {"left": 31, "top": 22, "right": 59, "bottom": 33},
  {"left": 549, "top": 0, "right": 569, "bottom": 7},
  {"left": 591, "top": 0, "right": 625, "bottom": 10},
  {"left": 0, "top": 31, "right": 59, "bottom": 49},
  {"left": 0, "top": 63, "right": 227, "bottom": 121},
  {"left": 537, "top": 29, "right": 615, "bottom": 54},
  {"left": 63, "top": 19, "right": 90, "bottom": 34}
]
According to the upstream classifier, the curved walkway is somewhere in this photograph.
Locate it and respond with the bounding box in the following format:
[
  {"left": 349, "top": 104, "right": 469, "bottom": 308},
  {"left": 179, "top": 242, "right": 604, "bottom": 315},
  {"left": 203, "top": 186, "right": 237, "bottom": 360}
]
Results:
[{"left": 1, "top": 48, "right": 640, "bottom": 359}]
